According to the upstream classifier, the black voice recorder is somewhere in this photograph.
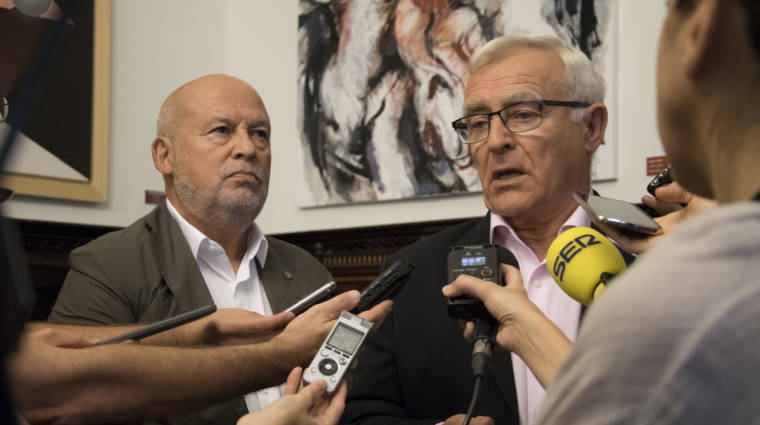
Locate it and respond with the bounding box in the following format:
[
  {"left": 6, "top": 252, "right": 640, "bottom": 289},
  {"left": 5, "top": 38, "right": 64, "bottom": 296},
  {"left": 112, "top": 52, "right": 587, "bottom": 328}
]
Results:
[{"left": 446, "top": 244, "right": 519, "bottom": 321}]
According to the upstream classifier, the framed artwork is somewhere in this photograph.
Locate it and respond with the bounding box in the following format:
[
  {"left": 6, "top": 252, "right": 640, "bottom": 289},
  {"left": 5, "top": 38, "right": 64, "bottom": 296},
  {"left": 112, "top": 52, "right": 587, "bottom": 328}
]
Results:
[
  {"left": 0, "top": 0, "right": 110, "bottom": 202},
  {"left": 298, "top": 0, "right": 617, "bottom": 206}
]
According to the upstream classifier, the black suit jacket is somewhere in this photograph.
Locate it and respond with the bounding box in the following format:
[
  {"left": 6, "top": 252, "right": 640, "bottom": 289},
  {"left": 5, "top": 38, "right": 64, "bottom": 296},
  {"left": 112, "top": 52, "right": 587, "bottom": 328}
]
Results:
[{"left": 343, "top": 213, "right": 519, "bottom": 425}]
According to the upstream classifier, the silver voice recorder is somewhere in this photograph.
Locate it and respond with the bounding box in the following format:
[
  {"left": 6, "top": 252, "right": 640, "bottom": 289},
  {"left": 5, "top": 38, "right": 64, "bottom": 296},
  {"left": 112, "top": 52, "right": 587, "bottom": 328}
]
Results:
[{"left": 303, "top": 310, "right": 373, "bottom": 393}]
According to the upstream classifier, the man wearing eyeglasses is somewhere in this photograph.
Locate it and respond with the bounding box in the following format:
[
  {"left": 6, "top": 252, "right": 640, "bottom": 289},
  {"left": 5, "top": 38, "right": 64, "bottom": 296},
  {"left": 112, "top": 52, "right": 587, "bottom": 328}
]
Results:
[{"left": 343, "top": 36, "right": 609, "bottom": 425}]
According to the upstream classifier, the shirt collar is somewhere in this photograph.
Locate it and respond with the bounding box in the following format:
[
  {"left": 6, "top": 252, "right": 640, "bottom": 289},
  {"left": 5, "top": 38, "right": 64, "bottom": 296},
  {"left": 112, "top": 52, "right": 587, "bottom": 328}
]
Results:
[
  {"left": 165, "top": 199, "right": 268, "bottom": 267},
  {"left": 489, "top": 203, "right": 591, "bottom": 245}
]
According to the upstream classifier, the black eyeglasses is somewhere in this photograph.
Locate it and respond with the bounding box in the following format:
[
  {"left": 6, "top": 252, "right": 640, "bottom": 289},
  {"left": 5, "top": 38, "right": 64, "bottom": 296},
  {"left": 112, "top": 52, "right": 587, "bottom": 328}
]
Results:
[{"left": 451, "top": 100, "right": 590, "bottom": 145}]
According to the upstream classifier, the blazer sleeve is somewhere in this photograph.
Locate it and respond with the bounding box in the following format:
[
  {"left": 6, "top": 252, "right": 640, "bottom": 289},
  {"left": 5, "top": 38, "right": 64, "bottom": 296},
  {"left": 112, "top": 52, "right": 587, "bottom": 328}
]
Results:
[{"left": 48, "top": 245, "right": 141, "bottom": 325}]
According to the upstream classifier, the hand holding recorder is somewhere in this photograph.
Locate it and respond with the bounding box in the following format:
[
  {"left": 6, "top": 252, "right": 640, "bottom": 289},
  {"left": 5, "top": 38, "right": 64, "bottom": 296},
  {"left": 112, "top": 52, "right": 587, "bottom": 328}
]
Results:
[
  {"left": 237, "top": 367, "right": 346, "bottom": 425},
  {"left": 443, "top": 264, "right": 571, "bottom": 389},
  {"left": 273, "top": 290, "right": 392, "bottom": 368}
]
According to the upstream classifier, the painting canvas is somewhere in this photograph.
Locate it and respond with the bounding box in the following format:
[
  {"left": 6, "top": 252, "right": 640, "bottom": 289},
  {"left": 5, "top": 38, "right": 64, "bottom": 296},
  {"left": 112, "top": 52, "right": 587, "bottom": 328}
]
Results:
[
  {"left": 298, "top": 0, "right": 617, "bottom": 206},
  {"left": 0, "top": 0, "right": 109, "bottom": 202}
]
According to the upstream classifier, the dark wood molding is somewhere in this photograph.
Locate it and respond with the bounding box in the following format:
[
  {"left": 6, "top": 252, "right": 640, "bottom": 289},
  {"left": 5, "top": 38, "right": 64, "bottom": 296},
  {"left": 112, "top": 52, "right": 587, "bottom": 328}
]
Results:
[
  {"left": 271, "top": 217, "right": 474, "bottom": 292},
  {"left": 13, "top": 216, "right": 477, "bottom": 320},
  {"left": 14, "top": 220, "right": 118, "bottom": 321}
]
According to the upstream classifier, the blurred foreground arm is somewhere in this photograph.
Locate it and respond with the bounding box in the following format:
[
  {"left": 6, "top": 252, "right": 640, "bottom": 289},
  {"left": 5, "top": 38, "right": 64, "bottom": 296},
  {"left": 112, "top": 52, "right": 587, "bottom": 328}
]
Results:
[
  {"left": 26, "top": 308, "right": 294, "bottom": 346},
  {"left": 11, "top": 292, "right": 391, "bottom": 425}
]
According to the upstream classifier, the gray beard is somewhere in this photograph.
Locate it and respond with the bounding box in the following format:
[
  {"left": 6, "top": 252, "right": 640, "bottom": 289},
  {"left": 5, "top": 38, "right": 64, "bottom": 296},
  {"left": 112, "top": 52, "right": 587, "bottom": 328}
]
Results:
[{"left": 173, "top": 172, "right": 268, "bottom": 231}]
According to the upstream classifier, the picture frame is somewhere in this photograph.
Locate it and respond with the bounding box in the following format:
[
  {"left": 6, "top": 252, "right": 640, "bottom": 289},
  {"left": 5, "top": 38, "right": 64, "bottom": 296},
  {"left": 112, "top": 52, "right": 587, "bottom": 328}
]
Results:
[{"left": 1, "top": 0, "right": 110, "bottom": 202}]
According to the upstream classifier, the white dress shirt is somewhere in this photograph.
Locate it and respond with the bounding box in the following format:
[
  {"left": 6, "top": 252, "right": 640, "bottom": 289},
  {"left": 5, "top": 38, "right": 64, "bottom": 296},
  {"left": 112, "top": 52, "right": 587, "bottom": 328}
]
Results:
[
  {"left": 490, "top": 206, "right": 589, "bottom": 425},
  {"left": 166, "top": 200, "right": 282, "bottom": 412}
]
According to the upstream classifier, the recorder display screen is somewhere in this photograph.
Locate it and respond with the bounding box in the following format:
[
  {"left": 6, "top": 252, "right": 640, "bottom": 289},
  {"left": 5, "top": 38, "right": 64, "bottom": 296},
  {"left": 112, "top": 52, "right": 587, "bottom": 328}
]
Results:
[
  {"left": 461, "top": 256, "right": 486, "bottom": 267},
  {"left": 327, "top": 323, "right": 364, "bottom": 354}
]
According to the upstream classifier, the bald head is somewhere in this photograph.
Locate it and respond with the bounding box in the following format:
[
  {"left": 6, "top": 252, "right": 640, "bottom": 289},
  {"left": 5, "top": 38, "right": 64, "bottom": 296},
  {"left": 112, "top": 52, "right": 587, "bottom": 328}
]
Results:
[
  {"left": 151, "top": 73, "right": 273, "bottom": 233},
  {"left": 156, "top": 74, "right": 266, "bottom": 140}
]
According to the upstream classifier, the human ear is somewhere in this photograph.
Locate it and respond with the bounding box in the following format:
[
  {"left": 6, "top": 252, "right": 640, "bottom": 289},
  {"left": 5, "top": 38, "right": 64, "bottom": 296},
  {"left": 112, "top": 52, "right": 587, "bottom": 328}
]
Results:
[
  {"left": 151, "top": 137, "right": 174, "bottom": 176},
  {"left": 583, "top": 103, "right": 608, "bottom": 154},
  {"left": 681, "top": 0, "right": 725, "bottom": 80}
]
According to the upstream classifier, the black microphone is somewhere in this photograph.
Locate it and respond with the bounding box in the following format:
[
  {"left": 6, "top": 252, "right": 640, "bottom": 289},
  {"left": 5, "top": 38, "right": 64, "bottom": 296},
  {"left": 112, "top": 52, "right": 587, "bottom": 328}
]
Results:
[
  {"left": 446, "top": 245, "right": 519, "bottom": 377},
  {"left": 471, "top": 316, "right": 494, "bottom": 377}
]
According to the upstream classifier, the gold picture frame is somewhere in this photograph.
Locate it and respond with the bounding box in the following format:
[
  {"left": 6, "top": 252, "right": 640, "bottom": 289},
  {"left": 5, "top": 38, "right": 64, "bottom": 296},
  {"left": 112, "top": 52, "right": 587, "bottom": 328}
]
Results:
[{"left": 2, "top": 0, "right": 110, "bottom": 202}]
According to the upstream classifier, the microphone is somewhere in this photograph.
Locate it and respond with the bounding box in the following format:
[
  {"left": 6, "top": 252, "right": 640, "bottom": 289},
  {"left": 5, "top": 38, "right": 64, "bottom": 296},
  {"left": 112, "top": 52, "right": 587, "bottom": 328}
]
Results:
[
  {"left": 448, "top": 245, "right": 518, "bottom": 377},
  {"left": 546, "top": 226, "right": 626, "bottom": 305}
]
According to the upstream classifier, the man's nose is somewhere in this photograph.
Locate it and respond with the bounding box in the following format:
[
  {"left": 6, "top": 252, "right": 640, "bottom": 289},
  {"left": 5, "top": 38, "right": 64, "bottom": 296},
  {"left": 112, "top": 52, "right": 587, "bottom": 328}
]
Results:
[
  {"left": 231, "top": 128, "right": 259, "bottom": 159},
  {"left": 485, "top": 114, "right": 515, "bottom": 153}
]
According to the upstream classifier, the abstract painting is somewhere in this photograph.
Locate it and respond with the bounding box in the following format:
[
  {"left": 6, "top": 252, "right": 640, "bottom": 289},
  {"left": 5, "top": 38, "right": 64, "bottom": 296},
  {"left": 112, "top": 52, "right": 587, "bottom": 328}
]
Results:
[{"left": 298, "top": 0, "right": 616, "bottom": 206}]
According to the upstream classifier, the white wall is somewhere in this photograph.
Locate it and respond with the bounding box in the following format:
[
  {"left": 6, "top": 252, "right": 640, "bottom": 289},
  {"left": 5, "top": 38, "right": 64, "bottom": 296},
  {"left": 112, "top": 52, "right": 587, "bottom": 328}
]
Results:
[{"left": 5, "top": 0, "right": 668, "bottom": 234}]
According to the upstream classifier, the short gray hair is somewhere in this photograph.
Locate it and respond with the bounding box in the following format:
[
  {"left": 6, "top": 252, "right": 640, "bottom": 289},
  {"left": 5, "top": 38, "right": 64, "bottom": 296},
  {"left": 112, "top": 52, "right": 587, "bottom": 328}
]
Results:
[{"left": 470, "top": 36, "right": 605, "bottom": 120}]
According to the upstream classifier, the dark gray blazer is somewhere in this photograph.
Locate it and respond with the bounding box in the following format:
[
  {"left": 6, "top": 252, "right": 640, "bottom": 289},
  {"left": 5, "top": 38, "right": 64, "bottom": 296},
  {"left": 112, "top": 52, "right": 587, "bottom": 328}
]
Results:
[{"left": 49, "top": 202, "right": 332, "bottom": 424}]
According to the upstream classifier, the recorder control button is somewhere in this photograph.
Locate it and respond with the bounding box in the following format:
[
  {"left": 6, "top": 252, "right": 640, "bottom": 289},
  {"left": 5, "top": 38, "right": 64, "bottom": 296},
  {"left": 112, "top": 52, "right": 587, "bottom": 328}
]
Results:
[
  {"left": 339, "top": 358, "right": 347, "bottom": 365},
  {"left": 318, "top": 358, "right": 339, "bottom": 376},
  {"left": 321, "top": 350, "right": 330, "bottom": 357},
  {"left": 480, "top": 267, "right": 493, "bottom": 278},
  {"left": 330, "top": 377, "right": 337, "bottom": 382}
]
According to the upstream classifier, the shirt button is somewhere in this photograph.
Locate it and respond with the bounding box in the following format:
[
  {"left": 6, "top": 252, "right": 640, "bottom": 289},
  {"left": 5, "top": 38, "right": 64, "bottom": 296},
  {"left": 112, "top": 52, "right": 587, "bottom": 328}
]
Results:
[{"left": 532, "top": 279, "right": 543, "bottom": 288}]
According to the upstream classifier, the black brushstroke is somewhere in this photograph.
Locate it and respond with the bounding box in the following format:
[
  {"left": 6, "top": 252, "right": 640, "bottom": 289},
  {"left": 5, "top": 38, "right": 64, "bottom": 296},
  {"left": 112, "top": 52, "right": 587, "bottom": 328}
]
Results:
[
  {"left": 299, "top": 3, "right": 339, "bottom": 188},
  {"left": 550, "top": 0, "right": 601, "bottom": 60}
]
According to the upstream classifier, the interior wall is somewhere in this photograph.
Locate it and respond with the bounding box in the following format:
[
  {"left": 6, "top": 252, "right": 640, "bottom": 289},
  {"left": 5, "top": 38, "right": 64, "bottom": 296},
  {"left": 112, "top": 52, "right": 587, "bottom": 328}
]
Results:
[{"left": 5, "top": 0, "right": 667, "bottom": 235}]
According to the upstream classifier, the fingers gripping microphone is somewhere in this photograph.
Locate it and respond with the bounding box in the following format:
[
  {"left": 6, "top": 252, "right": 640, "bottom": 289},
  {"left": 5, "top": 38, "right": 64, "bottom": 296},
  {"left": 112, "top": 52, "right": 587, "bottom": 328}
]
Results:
[{"left": 547, "top": 227, "right": 627, "bottom": 305}]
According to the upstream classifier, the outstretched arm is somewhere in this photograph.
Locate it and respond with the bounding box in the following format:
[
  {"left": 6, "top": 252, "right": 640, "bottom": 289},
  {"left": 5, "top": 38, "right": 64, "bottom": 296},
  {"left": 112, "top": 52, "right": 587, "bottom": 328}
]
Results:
[
  {"left": 11, "top": 291, "right": 392, "bottom": 425},
  {"left": 25, "top": 307, "right": 294, "bottom": 346}
]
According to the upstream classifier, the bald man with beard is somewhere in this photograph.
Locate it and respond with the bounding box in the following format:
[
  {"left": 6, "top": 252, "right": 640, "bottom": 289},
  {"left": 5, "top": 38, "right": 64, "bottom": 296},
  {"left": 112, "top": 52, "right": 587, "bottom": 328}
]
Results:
[{"left": 48, "top": 74, "right": 339, "bottom": 425}]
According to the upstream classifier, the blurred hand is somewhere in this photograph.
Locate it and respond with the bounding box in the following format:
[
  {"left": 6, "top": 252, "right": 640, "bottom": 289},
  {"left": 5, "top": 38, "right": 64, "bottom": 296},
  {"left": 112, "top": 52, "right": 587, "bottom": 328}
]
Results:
[
  {"left": 195, "top": 308, "right": 294, "bottom": 345},
  {"left": 25, "top": 327, "right": 94, "bottom": 349},
  {"left": 595, "top": 182, "right": 716, "bottom": 254},
  {"left": 443, "top": 414, "right": 494, "bottom": 425},
  {"left": 272, "top": 291, "right": 393, "bottom": 366},
  {"left": 237, "top": 367, "right": 345, "bottom": 425}
]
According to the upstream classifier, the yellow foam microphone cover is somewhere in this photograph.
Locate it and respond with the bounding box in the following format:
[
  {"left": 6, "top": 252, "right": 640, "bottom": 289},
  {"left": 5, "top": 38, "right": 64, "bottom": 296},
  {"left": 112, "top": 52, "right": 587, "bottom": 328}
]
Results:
[{"left": 546, "top": 226, "right": 626, "bottom": 305}]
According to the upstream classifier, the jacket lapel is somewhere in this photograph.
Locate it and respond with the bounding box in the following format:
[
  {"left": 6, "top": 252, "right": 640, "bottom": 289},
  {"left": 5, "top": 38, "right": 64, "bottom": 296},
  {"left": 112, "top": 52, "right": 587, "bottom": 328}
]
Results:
[
  {"left": 146, "top": 203, "right": 214, "bottom": 312},
  {"left": 257, "top": 243, "right": 296, "bottom": 313}
]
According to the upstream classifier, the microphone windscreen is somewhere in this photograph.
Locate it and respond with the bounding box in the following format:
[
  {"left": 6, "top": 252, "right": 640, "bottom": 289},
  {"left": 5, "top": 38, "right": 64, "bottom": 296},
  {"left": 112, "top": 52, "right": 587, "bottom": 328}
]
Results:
[{"left": 546, "top": 227, "right": 626, "bottom": 305}]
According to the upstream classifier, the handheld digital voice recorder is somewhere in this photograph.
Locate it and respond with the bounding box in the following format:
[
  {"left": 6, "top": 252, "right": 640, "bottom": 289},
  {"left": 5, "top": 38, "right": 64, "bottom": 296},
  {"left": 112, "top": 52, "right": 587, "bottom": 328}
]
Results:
[{"left": 303, "top": 311, "right": 374, "bottom": 393}]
